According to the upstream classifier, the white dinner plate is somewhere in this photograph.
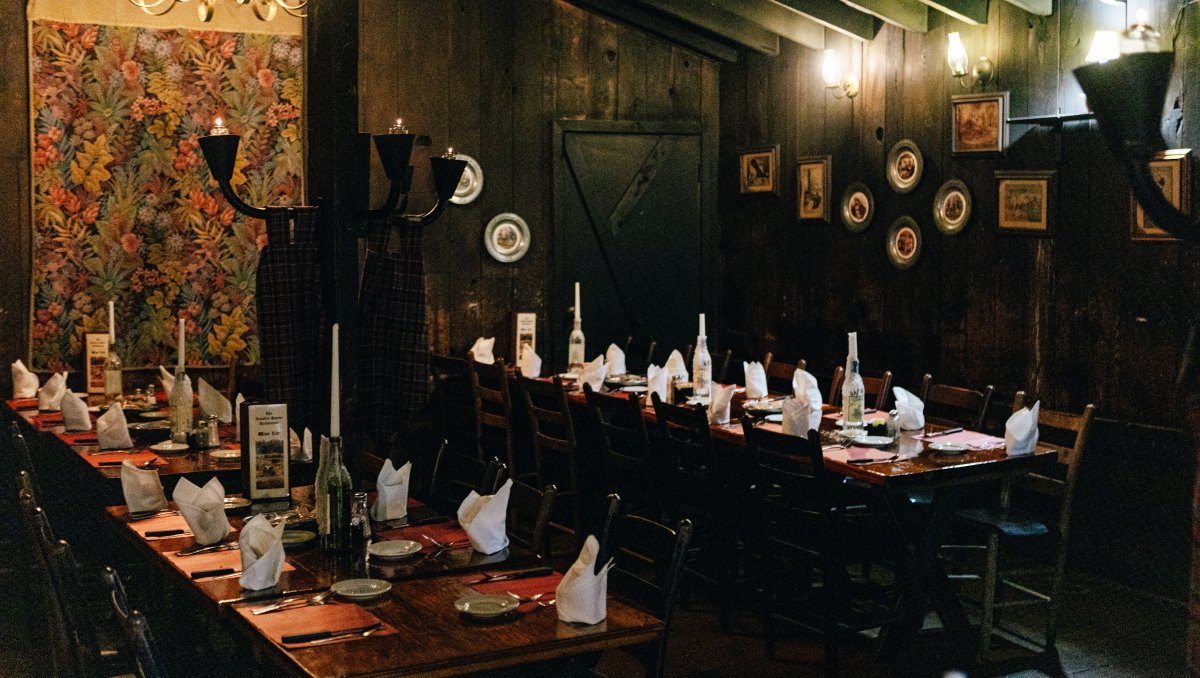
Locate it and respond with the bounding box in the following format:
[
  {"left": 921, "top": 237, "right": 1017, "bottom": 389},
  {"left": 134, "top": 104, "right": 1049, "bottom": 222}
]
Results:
[
  {"left": 223, "top": 497, "right": 251, "bottom": 511},
  {"left": 454, "top": 594, "right": 519, "bottom": 619},
  {"left": 929, "top": 442, "right": 970, "bottom": 455},
  {"left": 150, "top": 441, "right": 189, "bottom": 453},
  {"left": 368, "top": 539, "right": 422, "bottom": 560},
  {"left": 331, "top": 578, "right": 392, "bottom": 601},
  {"left": 854, "top": 436, "right": 894, "bottom": 448},
  {"left": 139, "top": 411, "right": 171, "bottom": 419},
  {"left": 619, "top": 385, "right": 648, "bottom": 393},
  {"left": 764, "top": 413, "right": 783, "bottom": 423},
  {"left": 209, "top": 449, "right": 240, "bottom": 461}
]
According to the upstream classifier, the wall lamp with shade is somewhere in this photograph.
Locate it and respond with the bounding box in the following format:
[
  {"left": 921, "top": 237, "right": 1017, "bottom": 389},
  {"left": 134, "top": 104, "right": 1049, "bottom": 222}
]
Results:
[
  {"left": 822, "top": 49, "right": 859, "bottom": 99},
  {"left": 947, "top": 32, "right": 993, "bottom": 87}
]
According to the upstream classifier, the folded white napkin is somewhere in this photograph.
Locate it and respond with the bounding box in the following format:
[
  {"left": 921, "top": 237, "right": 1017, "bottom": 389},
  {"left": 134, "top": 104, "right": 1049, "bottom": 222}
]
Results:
[
  {"left": 456, "top": 478, "right": 511, "bottom": 555},
  {"left": 38, "top": 372, "right": 68, "bottom": 411},
  {"left": 469, "top": 337, "right": 495, "bottom": 364},
  {"left": 556, "top": 534, "right": 614, "bottom": 625},
  {"left": 893, "top": 386, "right": 926, "bottom": 430},
  {"left": 11, "top": 359, "right": 38, "bottom": 399},
  {"left": 579, "top": 355, "right": 608, "bottom": 392},
  {"left": 788, "top": 369, "right": 824, "bottom": 434},
  {"left": 120, "top": 460, "right": 167, "bottom": 513},
  {"left": 605, "top": 344, "right": 626, "bottom": 376},
  {"left": 97, "top": 403, "right": 133, "bottom": 450},
  {"left": 298, "top": 428, "right": 313, "bottom": 462},
  {"left": 665, "top": 350, "right": 689, "bottom": 382},
  {"left": 519, "top": 345, "right": 542, "bottom": 378},
  {"left": 646, "top": 364, "right": 669, "bottom": 402},
  {"left": 158, "top": 365, "right": 175, "bottom": 395},
  {"left": 744, "top": 361, "right": 767, "bottom": 399},
  {"left": 781, "top": 399, "right": 816, "bottom": 439},
  {"left": 707, "top": 383, "right": 735, "bottom": 425},
  {"left": 239, "top": 514, "right": 286, "bottom": 591},
  {"left": 61, "top": 390, "right": 92, "bottom": 432},
  {"left": 1005, "top": 401, "right": 1040, "bottom": 457},
  {"left": 198, "top": 378, "right": 232, "bottom": 424},
  {"left": 288, "top": 428, "right": 302, "bottom": 460},
  {"left": 370, "top": 460, "right": 412, "bottom": 521},
  {"left": 174, "top": 477, "right": 231, "bottom": 545}
]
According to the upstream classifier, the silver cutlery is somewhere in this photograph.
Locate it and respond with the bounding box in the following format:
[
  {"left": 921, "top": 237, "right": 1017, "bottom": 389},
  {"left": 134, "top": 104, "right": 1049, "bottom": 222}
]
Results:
[
  {"left": 307, "top": 625, "right": 380, "bottom": 645},
  {"left": 129, "top": 509, "right": 180, "bottom": 521},
  {"left": 176, "top": 541, "right": 239, "bottom": 557},
  {"left": 251, "top": 590, "right": 334, "bottom": 615},
  {"left": 422, "top": 533, "right": 471, "bottom": 550},
  {"left": 921, "top": 427, "right": 964, "bottom": 439},
  {"left": 506, "top": 592, "right": 547, "bottom": 603},
  {"left": 848, "top": 455, "right": 899, "bottom": 465},
  {"left": 282, "top": 622, "right": 382, "bottom": 645}
]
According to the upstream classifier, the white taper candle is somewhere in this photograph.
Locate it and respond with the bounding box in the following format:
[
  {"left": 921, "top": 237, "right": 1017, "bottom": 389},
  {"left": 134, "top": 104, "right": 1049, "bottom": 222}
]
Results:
[
  {"left": 330, "top": 323, "right": 340, "bottom": 438},
  {"left": 574, "top": 282, "right": 581, "bottom": 321},
  {"left": 699, "top": 313, "right": 705, "bottom": 337},
  {"left": 108, "top": 301, "right": 115, "bottom": 343},
  {"left": 177, "top": 317, "right": 185, "bottom": 370}
]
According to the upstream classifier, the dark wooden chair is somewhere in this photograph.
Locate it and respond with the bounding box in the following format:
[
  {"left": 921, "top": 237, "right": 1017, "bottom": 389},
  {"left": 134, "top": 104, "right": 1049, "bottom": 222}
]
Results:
[
  {"left": 6, "top": 421, "right": 40, "bottom": 497},
  {"left": 428, "top": 441, "right": 506, "bottom": 514},
  {"left": 828, "top": 366, "right": 894, "bottom": 411},
  {"left": 714, "top": 348, "right": 734, "bottom": 384},
  {"left": 599, "top": 498, "right": 694, "bottom": 678},
  {"left": 504, "top": 479, "right": 557, "bottom": 561},
  {"left": 949, "top": 392, "right": 1096, "bottom": 667},
  {"left": 741, "top": 419, "right": 899, "bottom": 676},
  {"left": 762, "top": 353, "right": 808, "bottom": 395},
  {"left": 18, "top": 490, "right": 78, "bottom": 678},
  {"left": 430, "top": 353, "right": 478, "bottom": 461},
  {"left": 624, "top": 336, "right": 658, "bottom": 375},
  {"left": 518, "top": 376, "right": 585, "bottom": 545},
  {"left": 582, "top": 383, "right": 658, "bottom": 519},
  {"left": 102, "top": 566, "right": 168, "bottom": 678},
  {"left": 467, "top": 353, "right": 516, "bottom": 473},
  {"left": 917, "top": 373, "right": 994, "bottom": 432}
]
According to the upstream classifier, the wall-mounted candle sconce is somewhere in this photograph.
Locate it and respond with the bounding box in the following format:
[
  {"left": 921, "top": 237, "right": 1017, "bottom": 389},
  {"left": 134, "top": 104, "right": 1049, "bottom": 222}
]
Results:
[
  {"left": 822, "top": 49, "right": 859, "bottom": 100},
  {"left": 352, "top": 117, "right": 468, "bottom": 227},
  {"left": 197, "top": 118, "right": 268, "bottom": 219},
  {"left": 947, "top": 32, "right": 993, "bottom": 88}
]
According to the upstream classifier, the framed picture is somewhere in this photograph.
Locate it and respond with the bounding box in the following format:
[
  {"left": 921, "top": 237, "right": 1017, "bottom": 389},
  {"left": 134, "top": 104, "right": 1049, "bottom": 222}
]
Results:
[
  {"left": 85, "top": 333, "right": 109, "bottom": 394},
  {"left": 887, "top": 216, "right": 923, "bottom": 270},
  {"left": 796, "top": 155, "right": 832, "bottom": 221},
  {"left": 239, "top": 401, "right": 291, "bottom": 503},
  {"left": 1131, "top": 148, "right": 1191, "bottom": 240},
  {"left": 840, "top": 182, "right": 875, "bottom": 233},
  {"left": 932, "top": 179, "right": 973, "bottom": 235},
  {"left": 739, "top": 145, "right": 780, "bottom": 195},
  {"left": 996, "top": 170, "right": 1056, "bottom": 234},
  {"left": 952, "top": 92, "right": 1009, "bottom": 154},
  {"left": 512, "top": 312, "right": 537, "bottom": 365},
  {"left": 886, "top": 140, "right": 923, "bottom": 194}
]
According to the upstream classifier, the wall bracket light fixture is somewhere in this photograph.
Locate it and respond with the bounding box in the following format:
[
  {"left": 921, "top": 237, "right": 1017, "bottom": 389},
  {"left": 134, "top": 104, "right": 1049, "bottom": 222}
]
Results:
[
  {"left": 947, "top": 32, "right": 993, "bottom": 88},
  {"left": 822, "top": 49, "right": 860, "bottom": 99}
]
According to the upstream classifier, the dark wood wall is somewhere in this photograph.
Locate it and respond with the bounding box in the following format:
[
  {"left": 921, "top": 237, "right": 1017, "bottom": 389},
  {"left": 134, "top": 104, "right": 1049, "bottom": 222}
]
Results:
[
  {"left": 356, "top": 0, "right": 719, "bottom": 364},
  {"left": 0, "top": 3, "right": 30, "bottom": 389}
]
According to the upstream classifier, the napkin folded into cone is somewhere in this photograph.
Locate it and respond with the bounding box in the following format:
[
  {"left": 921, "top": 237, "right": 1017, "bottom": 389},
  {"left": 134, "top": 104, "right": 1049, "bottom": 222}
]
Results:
[
  {"left": 38, "top": 372, "right": 68, "bottom": 411},
  {"left": 665, "top": 350, "right": 689, "bottom": 382},
  {"left": 744, "top": 361, "right": 768, "bottom": 400},
  {"left": 1005, "top": 401, "right": 1040, "bottom": 456},
  {"left": 893, "top": 386, "right": 926, "bottom": 431},
  {"left": 198, "top": 378, "right": 232, "bottom": 423},
  {"left": 97, "top": 403, "right": 133, "bottom": 450},
  {"left": 783, "top": 369, "right": 824, "bottom": 436},
  {"left": 287, "top": 428, "right": 312, "bottom": 462},
  {"left": 469, "top": 337, "right": 495, "bottom": 364},
  {"left": 707, "top": 383, "right": 735, "bottom": 425},
  {"left": 158, "top": 365, "right": 175, "bottom": 395},
  {"left": 239, "top": 514, "right": 286, "bottom": 591},
  {"left": 234, "top": 393, "right": 245, "bottom": 431},
  {"left": 518, "top": 345, "right": 542, "bottom": 378},
  {"left": 121, "top": 460, "right": 167, "bottom": 514},
  {"left": 579, "top": 355, "right": 607, "bottom": 392},
  {"left": 556, "top": 535, "right": 614, "bottom": 625},
  {"left": 61, "top": 390, "right": 92, "bottom": 432},
  {"left": 457, "top": 478, "right": 512, "bottom": 555},
  {"left": 174, "top": 477, "right": 231, "bottom": 545},
  {"left": 605, "top": 344, "right": 627, "bottom": 376},
  {"left": 371, "top": 460, "right": 412, "bottom": 521},
  {"left": 11, "top": 359, "right": 38, "bottom": 399},
  {"left": 646, "top": 364, "right": 669, "bottom": 402}
]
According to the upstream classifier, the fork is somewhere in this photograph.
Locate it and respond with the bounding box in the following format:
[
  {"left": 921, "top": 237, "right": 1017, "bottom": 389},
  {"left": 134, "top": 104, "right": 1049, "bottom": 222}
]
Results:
[
  {"left": 307, "top": 625, "right": 380, "bottom": 645},
  {"left": 251, "top": 590, "right": 333, "bottom": 615}
]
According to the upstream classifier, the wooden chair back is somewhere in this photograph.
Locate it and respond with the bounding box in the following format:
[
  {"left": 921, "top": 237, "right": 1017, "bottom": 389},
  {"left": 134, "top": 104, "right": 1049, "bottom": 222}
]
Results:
[
  {"left": 6, "top": 421, "right": 39, "bottom": 496},
  {"left": 430, "top": 353, "right": 477, "bottom": 459},
  {"left": 714, "top": 348, "right": 734, "bottom": 384},
  {"left": 650, "top": 393, "right": 722, "bottom": 523},
  {"left": 1010, "top": 392, "right": 1097, "bottom": 518},
  {"left": 918, "top": 374, "right": 994, "bottom": 431},
  {"left": 623, "top": 336, "right": 658, "bottom": 375},
  {"left": 103, "top": 566, "right": 168, "bottom": 678},
  {"left": 505, "top": 480, "right": 557, "bottom": 561},
  {"left": 428, "top": 440, "right": 506, "bottom": 513},
  {"left": 761, "top": 353, "right": 808, "bottom": 395},
  {"left": 18, "top": 492, "right": 79, "bottom": 678},
  {"left": 828, "top": 366, "right": 894, "bottom": 410},
  {"left": 467, "top": 354, "right": 514, "bottom": 469},
  {"left": 517, "top": 377, "right": 578, "bottom": 476},
  {"left": 583, "top": 384, "right": 650, "bottom": 465}
]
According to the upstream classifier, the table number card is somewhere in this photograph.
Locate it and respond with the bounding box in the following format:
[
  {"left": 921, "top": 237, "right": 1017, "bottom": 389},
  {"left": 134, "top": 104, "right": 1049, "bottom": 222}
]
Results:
[
  {"left": 239, "top": 402, "right": 290, "bottom": 503},
  {"left": 512, "top": 312, "right": 537, "bottom": 365},
  {"left": 85, "top": 333, "right": 109, "bottom": 395}
]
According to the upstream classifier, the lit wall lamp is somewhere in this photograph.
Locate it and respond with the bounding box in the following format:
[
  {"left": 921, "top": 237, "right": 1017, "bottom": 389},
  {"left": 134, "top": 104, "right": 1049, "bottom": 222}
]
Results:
[
  {"left": 822, "top": 49, "right": 859, "bottom": 99},
  {"left": 947, "top": 32, "right": 993, "bottom": 88}
]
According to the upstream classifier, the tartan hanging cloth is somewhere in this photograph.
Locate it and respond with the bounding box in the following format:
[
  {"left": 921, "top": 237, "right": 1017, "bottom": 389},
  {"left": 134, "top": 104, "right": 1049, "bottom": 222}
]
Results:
[
  {"left": 256, "top": 206, "right": 329, "bottom": 435},
  {"left": 355, "top": 215, "right": 430, "bottom": 445}
]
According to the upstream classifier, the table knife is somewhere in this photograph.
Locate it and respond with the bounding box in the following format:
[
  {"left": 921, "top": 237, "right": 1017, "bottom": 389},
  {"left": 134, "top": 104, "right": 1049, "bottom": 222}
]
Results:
[
  {"left": 177, "top": 541, "right": 238, "bottom": 557},
  {"left": 922, "top": 427, "right": 964, "bottom": 438},
  {"left": 848, "top": 455, "right": 898, "bottom": 465},
  {"left": 145, "top": 528, "right": 185, "bottom": 538},
  {"left": 191, "top": 567, "right": 236, "bottom": 579},
  {"left": 468, "top": 567, "right": 553, "bottom": 584},
  {"left": 282, "top": 622, "right": 381, "bottom": 645}
]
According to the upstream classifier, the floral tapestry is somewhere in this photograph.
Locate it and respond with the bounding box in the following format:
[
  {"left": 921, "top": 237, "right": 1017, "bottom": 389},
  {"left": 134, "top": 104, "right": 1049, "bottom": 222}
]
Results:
[{"left": 29, "top": 21, "right": 303, "bottom": 370}]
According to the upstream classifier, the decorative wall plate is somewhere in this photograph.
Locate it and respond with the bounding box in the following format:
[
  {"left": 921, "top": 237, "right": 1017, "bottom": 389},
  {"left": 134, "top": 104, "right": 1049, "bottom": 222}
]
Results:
[
  {"left": 887, "top": 216, "right": 922, "bottom": 270},
  {"left": 450, "top": 154, "right": 483, "bottom": 205},
  {"left": 933, "top": 179, "right": 972, "bottom": 235},
  {"left": 840, "top": 182, "right": 875, "bottom": 233},
  {"left": 484, "top": 213, "right": 530, "bottom": 263},
  {"left": 887, "top": 140, "right": 923, "bottom": 194}
]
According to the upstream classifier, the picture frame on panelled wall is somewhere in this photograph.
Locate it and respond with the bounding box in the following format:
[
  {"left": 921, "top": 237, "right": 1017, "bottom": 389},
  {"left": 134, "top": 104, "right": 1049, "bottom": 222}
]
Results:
[
  {"left": 952, "top": 92, "right": 1009, "bottom": 154},
  {"left": 840, "top": 182, "right": 875, "bottom": 233},
  {"left": 796, "top": 155, "right": 832, "bottom": 221},
  {"left": 84, "top": 333, "right": 109, "bottom": 395},
  {"left": 887, "top": 216, "right": 923, "bottom": 270},
  {"left": 886, "top": 140, "right": 923, "bottom": 194},
  {"left": 740, "top": 145, "right": 780, "bottom": 195},
  {"left": 1131, "top": 148, "right": 1191, "bottom": 240},
  {"left": 512, "top": 312, "right": 537, "bottom": 366},
  {"left": 996, "top": 170, "right": 1056, "bottom": 234}
]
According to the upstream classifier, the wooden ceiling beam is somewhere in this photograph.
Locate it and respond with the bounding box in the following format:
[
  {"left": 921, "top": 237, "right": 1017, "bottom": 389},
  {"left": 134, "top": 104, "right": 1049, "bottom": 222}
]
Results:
[
  {"left": 1002, "top": 0, "right": 1052, "bottom": 16},
  {"left": 771, "top": 0, "right": 881, "bottom": 42},
  {"left": 568, "top": 0, "right": 743, "bottom": 61},
  {"left": 839, "top": 0, "right": 929, "bottom": 32},
  {"left": 633, "top": 0, "right": 783, "bottom": 56},
  {"left": 703, "top": 0, "right": 826, "bottom": 51},
  {"left": 915, "top": 0, "right": 989, "bottom": 25}
]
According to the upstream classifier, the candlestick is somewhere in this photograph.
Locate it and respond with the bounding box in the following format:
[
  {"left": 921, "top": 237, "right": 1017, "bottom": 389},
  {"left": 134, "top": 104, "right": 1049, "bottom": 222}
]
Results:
[
  {"left": 209, "top": 116, "right": 229, "bottom": 136},
  {"left": 108, "top": 300, "right": 116, "bottom": 343},
  {"left": 177, "top": 317, "right": 185, "bottom": 370},
  {"left": 699, "top": 313, "right": 705, "bottom": 337},
  {"left": 442, "top": 147, "right": 456, "bottom": 159},
  {"left": 388, "top": 117, "right": 408, "bottom": 134},
  {"left": 330, "top": 323, "right": 340, "bottom": 438},
  {"left": 574, "top": 282, "right": 581, "bottom": 321}
]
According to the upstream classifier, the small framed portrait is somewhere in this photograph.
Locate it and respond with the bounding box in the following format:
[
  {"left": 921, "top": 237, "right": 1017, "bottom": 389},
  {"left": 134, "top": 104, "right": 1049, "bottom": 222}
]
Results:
[
  {"left": 932, "top": 179, "right": 973, "bottom": 235},
  {"left": 1131, "top": 148, "right": 1191, "bottom": 240},
  {"left": 512, "top": 312, "right": 537, "bottom": 366},
  {"left": 996, "top": 170, "right": 1056, "bottom": 234},
  {"left": 796, "top": 155, "right": 832, "bottom": 221},
  {"left": 85, "top": 333, "right": 109, "bottom": 395},
  {"left": 887, "top": 217, "right": 923, "bottom": 270},
  {"left": 840, "top": 182, "right": 875, "bottom": 233},
  {"left": 952, "top": 92, "right": 1009, "bottom": 154},
  {"left": 740, "top": 145, "right": 780, "bottom": 195},
  {"left": 887, "top": 140, "right": 923, "bottom": 194}
]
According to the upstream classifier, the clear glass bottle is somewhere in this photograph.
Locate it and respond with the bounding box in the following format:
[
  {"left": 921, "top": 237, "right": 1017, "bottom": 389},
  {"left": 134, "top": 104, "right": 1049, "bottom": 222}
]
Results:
[
  {"left": 319, "top": 436, "right": 353, "bottom": 552},
  {"left": 692, "top": 315, "right": 712, "bottom": 398},
  {"left": 168, "top": 368, "right": 192, "bottom": 444},
  {"left": 843, "top": 360, "right": 866, "bottom": 433},
  {"left": 350, "top": 491, "right": 371, "bottom": 550},
  {"left": 104, "top": 338, "right": 123, "bottom": 405},
  {"left": 568, "top": 318, "right": 585, "bottom": 373}
]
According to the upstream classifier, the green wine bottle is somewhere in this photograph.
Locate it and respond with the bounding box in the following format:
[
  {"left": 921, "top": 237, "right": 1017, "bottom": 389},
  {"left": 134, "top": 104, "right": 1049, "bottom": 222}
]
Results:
[{"left": 320, "top": 436, "right": 353, "bottom": 552}]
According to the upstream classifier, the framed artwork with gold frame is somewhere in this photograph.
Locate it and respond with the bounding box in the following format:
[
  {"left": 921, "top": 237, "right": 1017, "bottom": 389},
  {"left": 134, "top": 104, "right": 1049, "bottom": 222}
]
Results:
[
  {"left": 996, "top": 170, "right": 1055, "bottom": 234},
  {"left": 1131, "top": 148, "right": 1191, "bottom": 240},
  {"left": 740, "top": 145, "right": 780, "bottom": 195},
  {"left": 796, "top": 155, "right": 832, "bottom": 221}
]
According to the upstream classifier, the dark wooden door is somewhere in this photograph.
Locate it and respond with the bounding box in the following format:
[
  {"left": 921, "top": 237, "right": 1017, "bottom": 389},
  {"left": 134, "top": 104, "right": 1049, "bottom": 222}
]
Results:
[{"left": 553, "top": 120, "right": 708, "bottom": 371}]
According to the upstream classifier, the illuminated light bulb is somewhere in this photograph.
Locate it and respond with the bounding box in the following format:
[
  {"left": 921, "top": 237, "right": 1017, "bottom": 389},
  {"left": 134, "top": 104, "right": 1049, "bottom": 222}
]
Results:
[
  {"left": 822, "top": 49, "right": 842, "bottom": 89},
  {"left": 208, "top": 116, "right": 229, "bottom": 136},
  {"left": 1085, "top": 30, "right": 1121, "bottom": 63},
  {"left": 947, "top": 32, "right": 969, "bottom": 77}
]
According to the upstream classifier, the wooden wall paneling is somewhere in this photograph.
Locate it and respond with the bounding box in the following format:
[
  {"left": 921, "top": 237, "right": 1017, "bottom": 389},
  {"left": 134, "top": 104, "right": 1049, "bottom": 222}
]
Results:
[
  {"left": 555, "top": 1, "right": 591, "bottom": 121},
  {"left": 715, "top": 45, "right": 751, "bottom": 361},
  {"left": 701, "top": 57, "right": 721, "bottom": 346},
  {"left": 589, "top": 13, "right": 620, "bottom": 120},
  {"left": 0, "top": 2, "right": 28, "bottom": 391}
]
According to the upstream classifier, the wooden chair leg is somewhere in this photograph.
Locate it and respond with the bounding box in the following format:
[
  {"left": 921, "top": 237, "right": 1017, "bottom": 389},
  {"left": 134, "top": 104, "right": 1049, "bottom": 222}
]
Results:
[{"left": 977, "top": 531, "right": 1000, "bottom": 655}]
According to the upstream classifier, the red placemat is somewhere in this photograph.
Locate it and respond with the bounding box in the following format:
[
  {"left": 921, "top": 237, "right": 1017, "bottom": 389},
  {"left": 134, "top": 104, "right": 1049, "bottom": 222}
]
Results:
[
  {"left": 59, "top": 431, "right": 98, "bottom": 445},
  {"left": 465, "top": 571, "right": 563, "bottom": 613},
  {"left": 84, "top": 451, "right": 165, "bottom": 469},
  {"left": 6, "top": 398, "right": 38, "bottom": 410},
  {"left": 32, "top": 412, "right": 63, "bottom": 428},
  {"left": 237, "top": 600, "right": 396, "bottom": 649},
  {"left": 376, "top": 521, "right": 467, "bottom": 550},
  {"left": 163, "top": 545, "right": 295, "bottom": 579},
  {"left": 823, "top": 446, "right": 896, "bottom": 464},
  {"left": 823, "top": 410, "right": 892, "bottom": 422}
]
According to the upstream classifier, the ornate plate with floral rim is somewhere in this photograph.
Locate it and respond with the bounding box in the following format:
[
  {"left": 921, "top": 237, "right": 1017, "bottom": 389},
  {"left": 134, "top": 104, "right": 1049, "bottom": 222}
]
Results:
[
  {"left": 933, "top": 179, "right": 972, "bottom": 235},
  {"left": 840, "top": 182, "right": 875, "bottom": 233},
  {"left": 886, "top": 140, "right": 923, "bottom": 194},
  {"left": 887, "top": 216, "right": 923, "bottom": 270},
  {"left": 484, "top": 213, "right": 530, "bottom": 263},
  {"left": 450, "top": 154, "right": 483, "bottom": 205}
]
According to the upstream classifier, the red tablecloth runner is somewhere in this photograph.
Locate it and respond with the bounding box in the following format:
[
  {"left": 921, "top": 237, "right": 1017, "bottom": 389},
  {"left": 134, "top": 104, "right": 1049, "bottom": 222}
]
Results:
[
  {"left": 32, "top": 412, "right": 63, "bottom": 428},
  {"left": 375, "top": 521, "right": 467, "bottom": 551},
  {"left": 6, "top": 398, "right": 38, "bottom": 410},
  {"left": 129, "top": 513, "right": 193, "bottom": 540},
  {"left": 59, "top": 431, "right": 98, "bottom": 445}
]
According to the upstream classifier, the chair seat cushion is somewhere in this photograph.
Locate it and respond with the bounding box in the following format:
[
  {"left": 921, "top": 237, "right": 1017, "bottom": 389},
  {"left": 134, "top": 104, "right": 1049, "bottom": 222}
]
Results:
[{"left": 953, "top": 507, "right": 1050, "bottom": 538}]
